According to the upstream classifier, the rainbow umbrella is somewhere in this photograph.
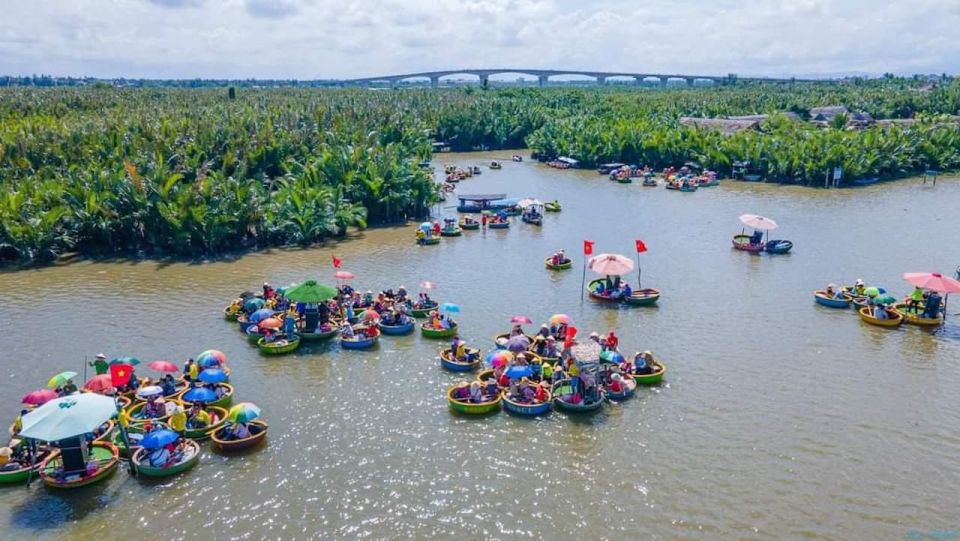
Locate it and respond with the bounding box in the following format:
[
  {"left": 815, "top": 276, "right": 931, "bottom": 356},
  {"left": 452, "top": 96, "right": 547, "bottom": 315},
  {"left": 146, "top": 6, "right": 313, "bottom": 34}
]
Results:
[
  {"left": 485, "top": 350, "right": 514, "bottom": 368},
  {"left": 198, "top": 368, "right": 228, "bottom": 384},
  {"left": 196, "top": 350, "right": 226, "bottom": 365},
  {"left": 549, "top": 314, "right": 572, "bottom": 325},
  {"left": 227, "top": 402, "right": 261, "bottom": 423},
  {"left": 22, "top": 389, "right": 58, "bottom": 406},
  {"left": 84, "top": 374, "right": 116, "bottom": 393},
  {"left": 47, "top": 371, "right": 78, "bottom": 389},
  {"left": 147, "top": 360, "right": 179, "bottom": 373},
  {"left": 510, "top": 315, "right": 533, "bottom": 325}
]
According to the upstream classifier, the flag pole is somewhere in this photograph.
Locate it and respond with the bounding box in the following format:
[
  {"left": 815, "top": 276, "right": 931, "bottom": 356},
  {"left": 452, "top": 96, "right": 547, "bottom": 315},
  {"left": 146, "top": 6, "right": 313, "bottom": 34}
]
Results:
[
  {"left": 636, "top": 252, "right": 642, "bottom": 288},
  {"left": 580, "top": 258, "right": 587, "bottom": 304}
]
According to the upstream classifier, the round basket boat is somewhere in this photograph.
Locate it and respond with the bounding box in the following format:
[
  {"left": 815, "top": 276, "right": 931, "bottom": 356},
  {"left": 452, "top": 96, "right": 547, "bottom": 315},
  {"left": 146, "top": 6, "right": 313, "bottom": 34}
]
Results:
[
  {"left": 298, "top": 327, "right": 338, "bottom": 342},
  {"left": 182, "top": 406, "right": 229, "bottom": 440},
  {"left": 410, "top": 303, "right": 439, "bottom": 318},
  {"left": 732, "top": 234, "right": 764, "bottom": 253},
  {"left": 814, "top": 291, "right": 851, "bottom": 308},
  {"left": 420, "top": 237, "right": 441, "bottom": 245},
  {"left": 488, "top": 221, "right": 510, "bottom": 229},
  {"left": 132, "top": 439, "right": 200, "bottom": 478},
  {"left": 544, "top": 256, "right": 572, "bottom": 270},
  {"left": 544, "top": 201, "right": 561, "bottom": 212},
  {"left": 179, "top": 383, "right": 234, "bottom": 409},
  {"left": 604, "top": 378, "right": 637, "bottom": 401},
  {"left": 893, "top": 302, "right": 943, "bottom": 327},
  {"left": 446, "top": 384, "right": 502, "bottom": 415},
  {"left": 125, "top": 402, "right": 174, "bottom": 427},
  {"left": 587, "top": 279, "right": 625, "bottom": 303},
  {"left": 765, "top": 240, "right": 793, "bottom": 254},
  {"left": 245, "top": 326, "right": 266, "bottom": 344},
  {"left": 553, "top": 394, "right": 604, "bottom": 414},
  {"left": 625, "top": 288, "right": 660, "bottom": 306},
  {"left": 459, "top": 220, "right": 480, "bottom": 230},
  {"left": 91, "top": 420, "right": 116, "bottom": 443},
  {"left": 340, "top": 328, "right": 380, "bottom": 349},
  {"left": 440, "top": 227, "right": 462, "bottom": 237},
  {"left": 210, "top": 420, "right": 269, "bottom": 452},
  {"left": 223, "top": 306, "right": 239, "bottom": 321},
  {"left": 258, "top": 335, "right": 301, "bottom": 355},
  {"left": 631, "top": 358, "right": 667, "bottom": 385},
  {"left": 0, "top": 448, "right": 53, "bottom": 485},
  {"left": 493, "top": 332, "right": 534, "bottom": 348},
  {"left": 421, "top": 323, "right": 457, "bottom": 339},
  {"left": 379, "top": 321, "right": 415, "bottom": 336},
  {"left": 39, "top": 442, "right": 119, "bottom": 489},
  {"left": 858, "top": 307, "right": 904, "bottom": 328},
  {"left": 111, "top": 422, "right": 166, "bottom": 458},
  {"left": 439, "top": 348, "right": 481, "bottom": 372},
  {"left": 502, "top": 389, "right": 552, "bottom": 417}
]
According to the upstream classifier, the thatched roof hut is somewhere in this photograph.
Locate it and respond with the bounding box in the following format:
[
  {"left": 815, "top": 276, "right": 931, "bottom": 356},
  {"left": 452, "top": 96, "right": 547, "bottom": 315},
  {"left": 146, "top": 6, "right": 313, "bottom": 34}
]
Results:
[{"left": 679, "top": 117, "right": 760, "bottom": 135}]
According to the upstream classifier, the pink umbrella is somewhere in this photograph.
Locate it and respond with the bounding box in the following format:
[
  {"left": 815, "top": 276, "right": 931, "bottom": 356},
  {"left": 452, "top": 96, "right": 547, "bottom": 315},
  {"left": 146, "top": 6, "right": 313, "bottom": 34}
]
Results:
[
  {"left": 419, "top": 281, "right": 437, "bottom": 290},
  {"left": 362, "top": 309, "right": 381, "bottom": 321},
  {"left": 739, "top": 214, "right": 778, "bottom": 230},
  {"left": 587, "top": 253, "right": 635, "bottom": 275},
  {"left": 510, "top": 315, "right": 533, "bottom": 325},
  {"left": 549, "top": 314, "right": 572, "bottom": 325},
  {"left": 334, "top": 271, "right": 355, "bottom": 280},
  {"left": 903, "top": 272, "right": 960, "bottom": 293},
  {"left": 22, "top": 389, "right": 58, "bottom": 406},
  {"left": 84, "top": 374, "right": 116, "bottom": 394},
  {"left": 147, "top": 360, "right": 179, "bottom": 373}
]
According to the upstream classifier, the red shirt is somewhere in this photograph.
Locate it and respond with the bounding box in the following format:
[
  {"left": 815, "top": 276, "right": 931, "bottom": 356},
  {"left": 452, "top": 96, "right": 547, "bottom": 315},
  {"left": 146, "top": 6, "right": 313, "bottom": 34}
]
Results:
[{"left": 607, "top": 334, "right": 619, "bottom": 349}]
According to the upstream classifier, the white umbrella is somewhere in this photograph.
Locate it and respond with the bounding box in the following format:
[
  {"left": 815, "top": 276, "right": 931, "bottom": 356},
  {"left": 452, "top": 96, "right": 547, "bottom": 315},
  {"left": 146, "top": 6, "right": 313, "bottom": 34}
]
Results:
[
  {"left": 738, "top": 214, "right": 778, "bottom": 231},
  {"left": 518, "top": 198, "right": 543, "bottom": 208},
  {"left": 136, "top": 385, "right": 164, "bottom": 399},
  {"left": 18, "top": 393, "right": 117, "bottom": 442}
]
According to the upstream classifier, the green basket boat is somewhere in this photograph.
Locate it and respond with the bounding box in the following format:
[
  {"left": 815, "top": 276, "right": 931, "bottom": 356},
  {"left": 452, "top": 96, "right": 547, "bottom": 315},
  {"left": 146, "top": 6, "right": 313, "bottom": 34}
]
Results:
[
  {"left": 180, "top": 383, "right": 234, "bottom": 409},
  {"left": 410, "top": 303, "right": 439, "bottom": 318},
  {"left": 223, "top": 307, "right": 239, "bottom": 321},
  {"left": 447, "top": 385, "right": 502, "bottom": 415},
  {"left": 544, "top": 201, "right": 561, "bottom": 212},
  {"left": 544, "top": 256, "right": 572, "bottom": 270},
  {"left": 0, "top": 448, "right": 53, "bottom": 485},
  {"left": 182, "top": 406, "right": 228, "bottom": 440},
  {"left": 421, "top": 323, "right": 457, "bottom": 338},
  {"left": 298, "top": 328, "right": 338, "bottom": 342},
  {"left": 132, "top": 439, "right": 200, "bottom": 478},
  {"left": 420, "top": 237, "right": 440, "bottom": 245},
  {"left": 39, "top": 442, "right": 119, "bottom": 489},
  {"left": 440, "top": 227, "right": 462, "bottom": 237},
  {"left": 624, "top": 288, "right": 661, "bottom": 306},
  {"left": 258, "top": 336, "right": 301, "bottom": 355},
  {"left": 631, "top": 359, "right": 666, "bottom": 385}
]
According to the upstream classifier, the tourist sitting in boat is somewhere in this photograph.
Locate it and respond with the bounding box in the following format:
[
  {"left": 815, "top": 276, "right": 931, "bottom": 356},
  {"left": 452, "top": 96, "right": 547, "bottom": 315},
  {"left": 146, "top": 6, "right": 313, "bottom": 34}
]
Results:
[
  {"left": 874, "top": 304, "right": 890, "bottom": 320},
  {"left": 511, "top": 378, "right": 537, "bottom": 404},
  {"left": 483, "top": 379, "right": 499, "bottom": 400},
  {"left": 749, "top": 230, "right": 763, "bottom": 246},
  {"left": 60, "top": 378, "right": 78, "bottom": 396},
  {"left": 220, "top": 421, "right": 251, "bottom": 441},
  {"left": 160, "top": 374, "right": 177, "bottom": 396},
  {"left": 633, "top": 351, "right": 655, "bottom": 375},
  {"left": 608, "top": 373, "right": 626, "bottom": 393},
  {"left": 550, "top": 249, "right": 567, "bottom": 266},
  {"left": 825, "top": 284, "right": 841, "bottom": 299},
  {"left": 340, "top": 322, "right": 356, "bottom": 339},
  {"left": 543, "top": 336, "right": 558, "bottom": 358},
  {"left": 415, "top": 229, "right": 426, "bottom": 244},
  {"left": 553, "top": 323, "right": 567, "bottom": 341},
  {"left": 469, "top": 381, "right": 484, "bottom": 403},
  {"left": 452, "top": 382, "right": 471, "bottom": 401},
  {"left": 141, "top": 396, "right": 165, "bottom": 418},
  {"left": 622, "top": 282, "right": 632, "bottom": 298},
  {"left": 923, "top": 292, "right": 942, "bottom": 319},
  {"left": 187, "top": 403, "right": 212, "bottom": 429}
]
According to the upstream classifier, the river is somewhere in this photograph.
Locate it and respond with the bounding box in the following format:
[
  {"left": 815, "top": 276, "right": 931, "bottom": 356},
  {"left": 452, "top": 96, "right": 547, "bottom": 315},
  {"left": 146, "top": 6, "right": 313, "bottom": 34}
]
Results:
[{"left": 1, "top": 152, "right": 959, "bottom": 540}]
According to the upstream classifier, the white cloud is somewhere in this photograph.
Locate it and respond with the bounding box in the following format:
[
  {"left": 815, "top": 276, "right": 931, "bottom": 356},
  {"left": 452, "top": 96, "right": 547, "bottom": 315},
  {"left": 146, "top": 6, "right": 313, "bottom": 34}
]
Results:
[{"left": 0, "top": 0, "right": 957, "bottom": 78}]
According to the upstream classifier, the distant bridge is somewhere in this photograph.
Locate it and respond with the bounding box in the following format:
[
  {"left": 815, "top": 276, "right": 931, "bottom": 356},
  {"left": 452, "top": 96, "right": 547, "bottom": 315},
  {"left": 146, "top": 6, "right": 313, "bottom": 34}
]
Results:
[{"left": 342, "top": 68, "right": 811, "bottom": 88}]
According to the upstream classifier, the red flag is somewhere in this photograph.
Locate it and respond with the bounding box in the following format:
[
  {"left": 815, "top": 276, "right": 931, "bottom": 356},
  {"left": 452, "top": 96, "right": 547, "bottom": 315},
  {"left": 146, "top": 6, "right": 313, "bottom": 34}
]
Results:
[
  {"left": 332, "top": 255, "right": 342, "bottom": 269},
  {"left": 635, "top": 239, "right": 647, "bottom": 253},
  {"left": 110, "top": 364, "right": 133, "bottom": 388},
  {"left": 564, "top": 326, "right": 578, "bottom": 348},
  {"left": 583, "top": 240, "right": 595, "bottom": 256}
]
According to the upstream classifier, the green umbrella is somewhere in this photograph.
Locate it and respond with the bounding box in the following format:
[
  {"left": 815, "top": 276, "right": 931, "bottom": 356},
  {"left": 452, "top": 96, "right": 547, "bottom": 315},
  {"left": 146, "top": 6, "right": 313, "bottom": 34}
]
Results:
[
  {"left": 110, "top": 357, "right": 140, "bottom": 366},
  {"left": 864, "top": 287, "right": 880, "bottom": 298},
  {"left": 284, "top": 280, "right": 338, "bottom": 303},
  {"left": 47, "top": 371, "right": 78, "bottom": 389},
  {"left": 874, "top": 294, "right": 897, "bottom": 305}
]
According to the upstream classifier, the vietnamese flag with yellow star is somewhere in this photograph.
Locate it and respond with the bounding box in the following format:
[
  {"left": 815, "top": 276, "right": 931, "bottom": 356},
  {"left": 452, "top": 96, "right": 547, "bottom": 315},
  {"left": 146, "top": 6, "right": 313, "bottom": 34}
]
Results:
[{"left": 110, "top": 363, "right": 133, "bottom": 387}]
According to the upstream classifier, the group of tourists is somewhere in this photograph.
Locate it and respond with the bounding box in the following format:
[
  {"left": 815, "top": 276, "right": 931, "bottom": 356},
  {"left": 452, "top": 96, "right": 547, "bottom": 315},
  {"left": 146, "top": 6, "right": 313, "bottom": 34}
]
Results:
[{"left": 594, "top": 275, "right": 634, "bottom": 300}]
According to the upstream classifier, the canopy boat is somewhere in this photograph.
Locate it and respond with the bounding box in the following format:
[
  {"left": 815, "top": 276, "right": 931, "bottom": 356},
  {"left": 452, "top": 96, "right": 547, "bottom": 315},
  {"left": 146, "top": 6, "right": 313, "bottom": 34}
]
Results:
[
  {"left": 604, "top": 378, "right": 637, "bottom": 401},
  {"left": 814, "top": 291, "right": 851, "bottom": 308},
  {"left": 488, "top": 219, "right": 510, "bottom": 229},
  {"left": 544, "top": 256, "right": 572, "bottom": 270},
  {"left": 340, "top": 327, "right": 381, "bottom": 349},
  {"left": 410, "top": 302, "right": 439, "bottom": 318},
  {"left": 625, "top": 288, "right": 661, "bottom": 306},
  {"left": 892, "top": 303, "right": 943, "bottom": 327},
  {"left": 183, "top": 406, "right": 228, "bottom": 440},
  {"left": 459, "top": 217, "right": 480, "bottom": 230},
  {"left": 446, "top": 384, "right": 502, "bottom": 415},
  {"left": 552, "top": 380, "right": 604, "bottom": 414},
  {"left": 765, "top": 240, "right": 793, "bottom": 254},
  {"left": 597, "top": 163, "right": 625, "bottom": 175},
  {"left": 439, "top": 348, "right": 481, "bottom": 372},
  {"left": 732, "top": 234, "right": 764, "bottom": 253},
  {"left": 587, "top": 278, "right": 626, "bottom": 303},
  {"left": 440, "top": 225, "right": 462, "bottom": 237},
  {"left": 298, "top": 326, "right": 338, "bottom": 342},
  {"left": 858, "top": 307, "right": 903, "bottom": 328},
  {"left": 210, "top": 420, "right": 269, "bottom": 451},
  {"left": 180, "top": 383, "right": 234, "bottom": 409},
  {"left": 544, "top": 201, "right": 561, "bottom": 212},
  {"left": 379, "top": 320, "right": 415, "bottom": 335},
  {"left": 258, "top": 335, "right": 301, "bottom": 355},
  {"left": 502, "top": 388, "right": 553, "bottom": 417},
  {"left": 631, "top": 358, "right": 667, "bottom": 385},
  {"left": 132, "top": 439, "right": 201, "bottom": 478},
  {"left": 39, "top": 441, "right": 119, "bottom": 489},
  {"left": 421, "top": 322, "right": 458, "bottom": 338},
  {"left": 0, "top": 448, "right": 53, "bottom": 485}
]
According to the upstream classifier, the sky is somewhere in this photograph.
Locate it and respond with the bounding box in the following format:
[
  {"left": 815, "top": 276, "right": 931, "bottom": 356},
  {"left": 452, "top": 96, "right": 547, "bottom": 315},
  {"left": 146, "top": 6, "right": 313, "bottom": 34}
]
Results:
[{"left": 1, "top": 0, "right": 958, "bottom": 79}]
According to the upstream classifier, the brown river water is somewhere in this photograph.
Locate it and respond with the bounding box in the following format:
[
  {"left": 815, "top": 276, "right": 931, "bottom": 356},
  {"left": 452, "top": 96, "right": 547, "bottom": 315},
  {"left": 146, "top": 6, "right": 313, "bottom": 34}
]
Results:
[{"left": 1, "top": 152, "right": 959, "bottom": 540}]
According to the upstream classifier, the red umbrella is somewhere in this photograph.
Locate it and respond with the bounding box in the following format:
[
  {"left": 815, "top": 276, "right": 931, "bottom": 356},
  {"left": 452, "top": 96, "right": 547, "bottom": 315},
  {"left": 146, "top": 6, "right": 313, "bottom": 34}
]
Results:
[
  {"left": 334, "top": 271, "right": 355, "bottom": 280},
  {"left": 84, "top": 374, "right": 116, "bottom": 394},
  {"left": 510, "top": 315, "right": 533, "bottom": 325},
  {"left": 259, "top": 317, "right": 282, "bottom": 329},
  {"left": 419, "top": 281, "right": 437, "bottom": 290},
  {"left": 22, "top": 389, "right": 58, "bottom": 406},
  {"left": 903, "top": 272, "right": 960, "bottom": 293},
  {"left": 147, "top": 360, "right": 179, "bottom": 373},
  {"left": 362, "top": 309, "right": 381, "bottom": 321}
]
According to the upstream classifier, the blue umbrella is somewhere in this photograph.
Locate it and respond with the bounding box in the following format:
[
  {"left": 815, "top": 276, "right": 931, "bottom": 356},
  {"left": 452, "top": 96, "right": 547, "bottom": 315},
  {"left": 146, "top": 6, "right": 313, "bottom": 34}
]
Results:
[
  {"left": 244, "top": 298, "right": 265, "bottom": 312},
  {"left": 250, "top": 309, "right": 274, "bottom": 323},
  {"left": 198, "top": 368, "right": 228, "bottom": 383},
  {"left": 599, "top": 351, "right": 625, "bottom": 364},
  {"left": 182, "top": 387, "right": 218, "bottom": 403},
  {"left": 505, "top": 365, "right": 534, "bottom": 379},
  {"left": 440, "top": 302, "right": 460, "bottom": 313},
  {"left": 197, "top": 356, "right": 222, "bottom": 369},
  {"left": 140, "top": 429, "right": 179, "bottom": 450}
]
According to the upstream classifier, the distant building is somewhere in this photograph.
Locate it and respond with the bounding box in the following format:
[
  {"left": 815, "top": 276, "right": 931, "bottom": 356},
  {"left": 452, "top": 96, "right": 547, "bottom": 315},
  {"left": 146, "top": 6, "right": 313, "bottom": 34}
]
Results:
[
  {"left": 809, "top": 105, "right": 874, "bottom": 128},
  {"left": 678, "top": 117, "right": 760, "bottom": 135}
]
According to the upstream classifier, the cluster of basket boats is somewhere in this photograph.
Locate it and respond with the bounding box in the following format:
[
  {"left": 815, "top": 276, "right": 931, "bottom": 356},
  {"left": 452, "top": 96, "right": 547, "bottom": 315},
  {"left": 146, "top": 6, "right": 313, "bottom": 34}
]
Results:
[
  {"left": 2, "top": 352, "right": 268, "bottom": 489},
  {"left": 813, "top": 284, "right": 947, "bottom": 328}
]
